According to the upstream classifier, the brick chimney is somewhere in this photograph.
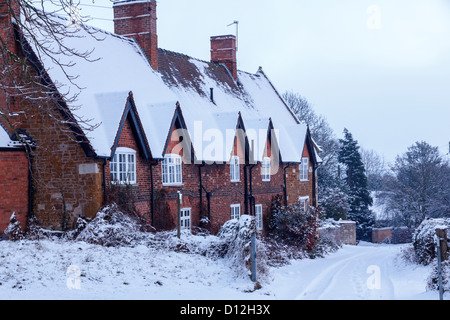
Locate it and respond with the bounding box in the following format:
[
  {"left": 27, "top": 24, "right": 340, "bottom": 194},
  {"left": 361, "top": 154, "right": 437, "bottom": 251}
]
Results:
[
  {"left": 211, "top": 35, "right": 237, "bottom": 81},
  {"left": 113, "top": 0, "right": 158, "bottom": 70},
  {"left": 0, "top": 0, "right": 20, "bottom": 56}
]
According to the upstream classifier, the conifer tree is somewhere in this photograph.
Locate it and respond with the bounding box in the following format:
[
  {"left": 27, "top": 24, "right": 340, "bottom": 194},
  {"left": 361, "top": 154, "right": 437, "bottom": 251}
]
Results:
[{"left": 338, "top": 128, "right": 374, "bottom": 241}]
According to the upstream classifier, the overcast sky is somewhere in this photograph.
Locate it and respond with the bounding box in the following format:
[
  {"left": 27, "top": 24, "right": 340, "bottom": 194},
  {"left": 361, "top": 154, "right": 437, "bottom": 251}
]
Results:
[{"left": 70, "top": 0, "right": 450, "bottom": 163}]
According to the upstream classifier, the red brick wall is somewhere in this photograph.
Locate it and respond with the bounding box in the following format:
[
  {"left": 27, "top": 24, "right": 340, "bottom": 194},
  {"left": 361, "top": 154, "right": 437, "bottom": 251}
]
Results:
[
  {"left": 286, "top": 143, "right": 314, "bottom": 206},
  {"left": 10, "top": 96, "right": 105, "bottom": 231},
  {"left": 0, "top": 150, "right": 28, "bottom": 233}
]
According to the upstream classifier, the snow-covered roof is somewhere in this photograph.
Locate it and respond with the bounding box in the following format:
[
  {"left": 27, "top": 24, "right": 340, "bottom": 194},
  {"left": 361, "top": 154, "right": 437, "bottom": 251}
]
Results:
[
  {"left": 22, "top": 14, "right": 178, "bottom": 158},
  {"left": 0, "top": 125, "right": 25, "bottom": 149},
  {"left": 157, "top": 50, "right": 308, "bottom": 163},
  {"left": 20, "top": 12, "right": 315, "bottom": 163},
  {"left": 0, "top": 125, "right": 13, "bottom": 148}
]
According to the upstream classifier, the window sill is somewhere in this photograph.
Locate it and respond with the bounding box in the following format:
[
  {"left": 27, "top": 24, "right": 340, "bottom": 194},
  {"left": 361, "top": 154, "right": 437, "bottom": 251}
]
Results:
[
  {"left": 230, "top": 180, "right": 241, "bottom": 183},
  {"left": 163, "top": 183, "right": 184, "bottom": 187},
  {"left": 111, "top": 182, "right": 138, "bottom": 187}
]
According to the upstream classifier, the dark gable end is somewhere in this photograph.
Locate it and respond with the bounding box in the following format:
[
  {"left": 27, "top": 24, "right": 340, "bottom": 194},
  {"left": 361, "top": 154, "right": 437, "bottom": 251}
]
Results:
[
  {"left": 161, "top": 103, "right": 195, "bottom": 163},
  {"left": 110, "top": 92, "right": 152, "bottom": 161}
]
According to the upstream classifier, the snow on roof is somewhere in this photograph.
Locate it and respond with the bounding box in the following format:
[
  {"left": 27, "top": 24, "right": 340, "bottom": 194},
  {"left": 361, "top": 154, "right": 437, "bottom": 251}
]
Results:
[
  {"left": 136, "top": 102, "right": 178, "bottom": 159},
  {"left": 241, "top": 117, "right": 271, "bottom": 162},
  {"left": 158, "top": 51, "right": 307, "bottom": 163},
  {"left": 273, "top": 123, "right": 308, "bottom": 163},
  {"left": 21, "top": 11, "right": 313, "bottom": 163},
  {"left": 22, "top": 13, "right": 178, "bottom": 158},
  {"left": 0, "top": 125, "right": 13, "bottom": 148},
  {"left": 0, "top": 123, "right": 25, "bottom": 149}
]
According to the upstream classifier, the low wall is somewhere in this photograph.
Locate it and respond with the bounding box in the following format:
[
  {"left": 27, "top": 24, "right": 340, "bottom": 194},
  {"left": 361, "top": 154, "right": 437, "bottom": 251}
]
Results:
[
  {"left": 319, "top": 220, "right": 356, "bottom": 246},
  {"left": 371, "top": 227, "right": 413, "bottom": 244},
  {"left": 372, "top": 228, "right": 392, "bottom": 244}
]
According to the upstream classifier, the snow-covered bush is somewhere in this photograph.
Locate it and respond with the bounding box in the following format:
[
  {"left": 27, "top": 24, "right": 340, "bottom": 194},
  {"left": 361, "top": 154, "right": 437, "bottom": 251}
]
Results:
[
  {"left": 413, "top": 218, "right": 450, "bottom": 265},
  {"left": 267, "top": 196, "right": 320, "bottom": 252},
  {"left": 4, "top": 213, "right": 23, "bottom": 241},
  {"left": 74, "top": 204, "right": 146, "bottom": 247},
  {"left": 316, "top": 219, "right": 342, "bottom": 256}
]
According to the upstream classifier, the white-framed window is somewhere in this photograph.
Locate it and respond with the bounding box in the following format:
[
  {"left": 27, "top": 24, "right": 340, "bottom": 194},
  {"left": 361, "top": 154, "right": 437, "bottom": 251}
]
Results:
[
  {"left": 230, "top": 155, "right": 240, "bottom": 182},
  {"left": 262, "top": 157, "right": 271, "bottom": 182},
  {"left": 110, "top": 147, "right": 137, "bottom": 184},
  {"left": 231, "top": 204, "right": 241, "bottom": 220},
  {"left": 180, "top": 208, "right": 191, "bottom": 230},
  {"left": 255, "top": 204, "right": 263, "bottom": 231},
  {"left": 300, "top": 157, "right": 309, "bottom": 181},
  {"left": 299, "top": 196, "right": 310, "bottom": 212},
  {"left": 162, "top": 154, "right": 183, "bottom": 186}
]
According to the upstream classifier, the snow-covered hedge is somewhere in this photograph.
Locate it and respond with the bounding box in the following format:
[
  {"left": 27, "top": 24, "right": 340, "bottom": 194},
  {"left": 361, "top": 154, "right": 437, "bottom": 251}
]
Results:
[
  {"left": 413, "top": 218, "right": 450, "bottom": 265},
  {"left": 216, "top": 216, "right": 269, "bottom": 283},
  {"left": 427, "top": 260, "right": 450, "bottom": 292},
  {"left": 69, "top": 204, "right": 147, "bottom": 247}
]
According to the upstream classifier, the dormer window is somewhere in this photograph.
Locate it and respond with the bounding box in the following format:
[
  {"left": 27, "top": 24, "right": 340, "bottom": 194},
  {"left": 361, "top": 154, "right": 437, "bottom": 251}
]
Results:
[
  {"left": 111, "top": 147, "right": 137, "bottom": 185},
  {"left": 300, "top": 157, "right": 309, "bottom": 182},
  {"left": 230, "top": 155, "right": 240, "bottom": 182},
  {"left": 262, "top": 157, "right": 271, "bottom": 182},
  {"left": 162, "top": 154, "right": 183, "bottom": 186}
]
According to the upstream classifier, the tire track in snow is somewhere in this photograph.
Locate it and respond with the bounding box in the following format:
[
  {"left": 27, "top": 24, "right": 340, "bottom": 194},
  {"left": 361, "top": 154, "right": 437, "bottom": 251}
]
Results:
[
  {"left": 295, "top": 246, "right": 402, "bottom": 300},
  {"left": 295, "top": 252, "right": 367, "bottom": 300}
]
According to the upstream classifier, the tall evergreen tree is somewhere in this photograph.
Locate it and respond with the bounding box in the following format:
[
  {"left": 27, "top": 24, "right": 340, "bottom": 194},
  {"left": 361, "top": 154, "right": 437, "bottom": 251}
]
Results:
[{"left": 338, "top": 128, "right": 374, "bottom": 241}]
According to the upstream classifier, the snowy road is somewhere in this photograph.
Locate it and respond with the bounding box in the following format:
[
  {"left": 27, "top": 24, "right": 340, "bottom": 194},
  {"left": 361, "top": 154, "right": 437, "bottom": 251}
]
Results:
[
  {"left": 267, "top": 243, "right": 441, "bottom": 300},
  {"left": 0, "top": 239, "right": 444, "bottom": 300}
]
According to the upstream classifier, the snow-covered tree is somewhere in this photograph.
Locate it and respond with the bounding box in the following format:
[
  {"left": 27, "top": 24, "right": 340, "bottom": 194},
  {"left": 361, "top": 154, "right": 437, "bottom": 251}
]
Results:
[
  {"left": 360, "top": 147, "right": 387, "bottom": 192},
  {"left": 282, "top": 91, "right": 341, "bottom": 190},
  {"left": 380, "top": 141, "right": 450, "bottom": 228},
  {"left": 338, "top": 128, "right": 374, "bottom": 241},
  {"left": 319, "top": 187, "right": 350, "bottom": 221}
]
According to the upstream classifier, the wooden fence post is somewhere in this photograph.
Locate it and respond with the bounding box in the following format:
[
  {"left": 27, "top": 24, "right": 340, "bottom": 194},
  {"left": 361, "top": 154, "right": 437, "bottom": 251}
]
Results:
[{"left": 436, "top": 228, "right": 448, "bottom": 262}]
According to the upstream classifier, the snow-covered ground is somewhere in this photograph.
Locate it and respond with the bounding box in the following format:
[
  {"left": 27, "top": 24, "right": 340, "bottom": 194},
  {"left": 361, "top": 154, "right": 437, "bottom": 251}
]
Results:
[
  {"left": 269, "top": 242, "right": 443, "bottom": 300},
  {"left": 0, "top": 235, "right": 445, "bottom": 300}
]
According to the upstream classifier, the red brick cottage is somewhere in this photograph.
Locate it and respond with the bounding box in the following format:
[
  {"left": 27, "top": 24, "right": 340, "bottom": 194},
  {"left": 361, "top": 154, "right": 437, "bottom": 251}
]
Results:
[{"left": 0, "top": 0, "right": 321, "bottom": 235}]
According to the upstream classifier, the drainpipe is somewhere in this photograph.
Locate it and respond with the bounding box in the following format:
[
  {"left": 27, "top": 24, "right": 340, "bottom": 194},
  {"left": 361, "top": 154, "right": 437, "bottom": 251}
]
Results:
[
  {"left": 283, "top": 163, "right": 292, "bottom": 207},
  {"left": 102, "top": 158, "right": 108, "bottom": 204},
  {"left": 198, "top": 163, "right": 205, "bottom": 218},
  {"left": 244, "top": 163, "right": 249, "bottom": 216},
  {"left": 149, "top": 161, "right": 157, "bottom": 227},
  {"left": 27, "top": 150, "right": 34, "bottom": 220},
  {"left": 248, "top": 164, "right": 256, "bottom": 216},
  {"left": 312, "top": 164, "right": 317, "bottom": 207}
]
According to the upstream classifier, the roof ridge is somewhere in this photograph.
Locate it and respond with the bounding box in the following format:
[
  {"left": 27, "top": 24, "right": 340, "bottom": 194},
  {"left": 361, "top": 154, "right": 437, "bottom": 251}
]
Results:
[
  {"left": 158, "top": 48, "right": 215, "bottom": 67},
  {"left": 158, "top": 48, "right": 262, "bottom": 77}
]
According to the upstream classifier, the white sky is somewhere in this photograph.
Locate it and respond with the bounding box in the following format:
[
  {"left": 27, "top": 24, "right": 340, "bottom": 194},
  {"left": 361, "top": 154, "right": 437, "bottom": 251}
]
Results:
[{"left": 53, "top": 0, "right": 450, "bottom": 163}]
